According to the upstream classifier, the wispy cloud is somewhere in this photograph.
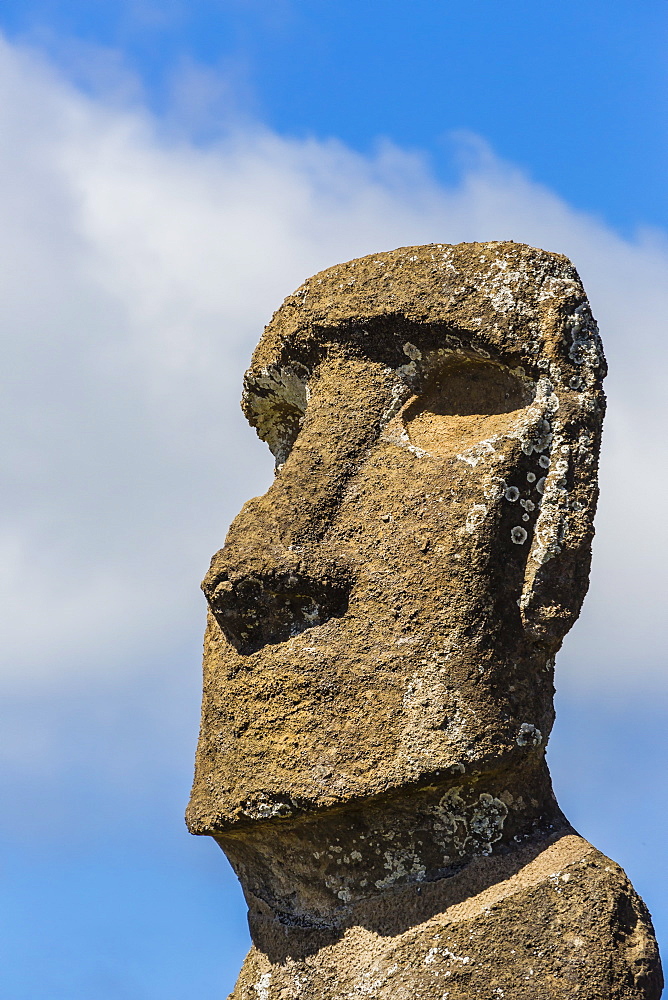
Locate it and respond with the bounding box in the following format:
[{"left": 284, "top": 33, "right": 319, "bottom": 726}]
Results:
[{"left": 1, "top": 35, "right": 666, "bottom": 693}]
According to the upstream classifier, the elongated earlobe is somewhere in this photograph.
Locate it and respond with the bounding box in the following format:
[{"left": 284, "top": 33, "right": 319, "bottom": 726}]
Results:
[{"left": 520, "top": 414, "right": 603, "bottom": 645}]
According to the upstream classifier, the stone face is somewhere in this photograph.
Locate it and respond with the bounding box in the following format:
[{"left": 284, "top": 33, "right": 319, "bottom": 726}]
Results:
[{"left": 186, "top": 242, "right": 662, "bottom": 997}]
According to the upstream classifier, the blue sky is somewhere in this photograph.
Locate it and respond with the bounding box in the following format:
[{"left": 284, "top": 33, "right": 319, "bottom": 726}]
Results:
[
  {"left": 0, "top": 3, "right": 666, "bottom": 998},
  {"left": 2, "top": 0, "right": 667, "bottom": 233}
]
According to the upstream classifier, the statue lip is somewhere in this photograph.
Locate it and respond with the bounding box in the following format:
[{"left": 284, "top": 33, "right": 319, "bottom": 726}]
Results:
[{"left": 204, "top": 567, "right": 351, "bottom": 655}]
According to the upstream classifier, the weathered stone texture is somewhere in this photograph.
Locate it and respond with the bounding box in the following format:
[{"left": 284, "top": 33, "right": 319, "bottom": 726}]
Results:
[
  {"left": 238, "top": 835, "right": 661, "bottom": 1000},
  {"left": 187, "top": 242, "right": 662, "bottom": 998}
]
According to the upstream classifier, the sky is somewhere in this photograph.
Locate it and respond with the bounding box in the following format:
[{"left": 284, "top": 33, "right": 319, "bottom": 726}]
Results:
[{"left": 0, "top": 3, "right": 666, "bottom": 997}]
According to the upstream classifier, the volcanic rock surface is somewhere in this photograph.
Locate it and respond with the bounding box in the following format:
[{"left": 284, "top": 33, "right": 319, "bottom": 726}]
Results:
[{"left": 187, "top": 242, "right": 662, "bottom": 999}]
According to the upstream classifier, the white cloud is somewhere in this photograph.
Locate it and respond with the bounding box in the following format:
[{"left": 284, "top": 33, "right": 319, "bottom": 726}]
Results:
[{"left": 1, "top": 35, "right": 666, "bottom": 692}]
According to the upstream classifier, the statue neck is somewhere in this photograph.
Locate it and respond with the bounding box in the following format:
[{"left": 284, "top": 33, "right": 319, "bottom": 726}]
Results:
[{"left": 217, "top": 752, "right": 564, "bottom": 931}]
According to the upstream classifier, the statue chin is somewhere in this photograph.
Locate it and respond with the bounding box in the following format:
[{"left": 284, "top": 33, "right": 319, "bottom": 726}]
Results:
[{"left": 186, "top": 242, "right": 662, "bottom": 999}]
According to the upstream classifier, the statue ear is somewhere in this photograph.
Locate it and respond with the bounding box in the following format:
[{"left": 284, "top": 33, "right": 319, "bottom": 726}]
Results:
[{"left": 520, "top": 438, "right": 599, "bottom": 645}]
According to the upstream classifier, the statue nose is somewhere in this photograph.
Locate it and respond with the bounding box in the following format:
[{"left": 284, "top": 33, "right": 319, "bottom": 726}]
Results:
[
  {"left": 202, "top": 491, "right": 353, "bottom": 654},
  {"left": 202, "top": 357, "right": 397, "bottom": 653},
  {"left": 204, "top": 558, "right": 351, "bottom": 655}
]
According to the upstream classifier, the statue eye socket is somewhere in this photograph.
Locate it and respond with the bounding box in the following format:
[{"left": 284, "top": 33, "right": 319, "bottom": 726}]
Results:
[{"left": 403, "top": 356, "right": 535, "bottom": 454}]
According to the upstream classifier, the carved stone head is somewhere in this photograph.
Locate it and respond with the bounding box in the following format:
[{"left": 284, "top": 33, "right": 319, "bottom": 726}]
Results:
[{"left": 187, "top": 241, "right": 605, "bottom": 859}]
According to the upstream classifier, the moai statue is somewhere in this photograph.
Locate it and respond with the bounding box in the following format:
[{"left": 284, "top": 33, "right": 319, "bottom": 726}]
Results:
[{"left": 187, "top": 243, "right": 662, "bottom": 999}]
